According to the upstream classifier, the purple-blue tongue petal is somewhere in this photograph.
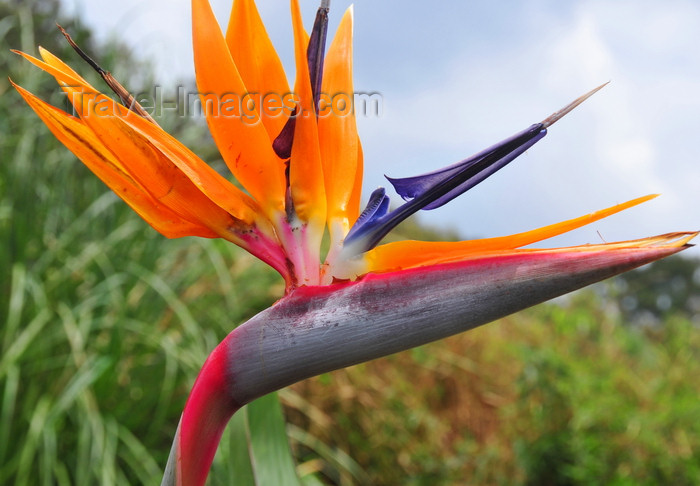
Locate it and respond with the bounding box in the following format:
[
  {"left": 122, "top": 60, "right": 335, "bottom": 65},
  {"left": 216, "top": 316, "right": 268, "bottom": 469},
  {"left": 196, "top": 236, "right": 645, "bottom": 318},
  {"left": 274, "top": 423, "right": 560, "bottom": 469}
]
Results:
[
  {"left": 387, "top": 124, "right": 546, "bottom": 210},
  {"left": 272, "top": 1, "right": 329, "bottom": 159},
  {"left": 344, "top": 123, "right": 546, "bottom": 252},
  {"left": 381, "top": 82, "right": 610, "bottom": 211},
  {"left": 343, "top": 84, "right": 608, "bottom": 254},
  {"left": 307, "top": 1, "right": 330, "bottom": 115}
]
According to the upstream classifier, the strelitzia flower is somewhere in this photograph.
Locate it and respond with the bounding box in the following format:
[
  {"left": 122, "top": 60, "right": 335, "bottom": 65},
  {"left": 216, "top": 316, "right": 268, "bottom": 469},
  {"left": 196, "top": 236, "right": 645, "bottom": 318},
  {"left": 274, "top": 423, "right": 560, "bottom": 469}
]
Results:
[{"left": 12, "top": 0, "right": 696, "bottom": 485}]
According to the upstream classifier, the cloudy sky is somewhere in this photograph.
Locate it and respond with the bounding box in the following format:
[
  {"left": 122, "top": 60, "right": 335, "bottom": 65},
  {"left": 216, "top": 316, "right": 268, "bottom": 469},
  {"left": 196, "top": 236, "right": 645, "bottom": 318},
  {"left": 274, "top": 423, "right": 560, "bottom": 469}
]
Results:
[{"left": 60, "top": 0, "right": 700, "bottom": 254}]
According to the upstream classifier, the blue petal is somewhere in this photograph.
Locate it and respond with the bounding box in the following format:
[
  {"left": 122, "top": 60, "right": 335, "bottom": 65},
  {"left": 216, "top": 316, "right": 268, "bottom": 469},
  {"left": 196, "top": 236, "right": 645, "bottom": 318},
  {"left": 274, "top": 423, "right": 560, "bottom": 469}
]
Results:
[{"left": 344, "top": 187, "right": 391, "bottom": 243}]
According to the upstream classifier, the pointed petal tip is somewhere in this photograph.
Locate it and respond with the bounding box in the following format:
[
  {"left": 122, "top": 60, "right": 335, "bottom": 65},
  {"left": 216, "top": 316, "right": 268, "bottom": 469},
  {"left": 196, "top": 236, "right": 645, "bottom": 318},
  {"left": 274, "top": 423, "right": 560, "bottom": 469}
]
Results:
[
  {"left": 547, "top": 231, "right": 696, "bottom": 260},
  {"left": 644, "top": 231, "right": 698, "bottom": 248},
  {"left": 541, "top": 81, "right": 609, "bottom": 128},
  {"left": 11, "top": 46, "right": 50, "bottom": 59}
]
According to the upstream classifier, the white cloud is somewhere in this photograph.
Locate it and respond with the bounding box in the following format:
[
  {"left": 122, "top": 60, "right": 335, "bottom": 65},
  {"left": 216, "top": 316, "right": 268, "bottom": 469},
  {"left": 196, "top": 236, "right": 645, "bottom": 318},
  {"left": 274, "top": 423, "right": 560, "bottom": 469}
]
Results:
[{"left": 543, "top": 10, "right": 614, "bottom": 89}]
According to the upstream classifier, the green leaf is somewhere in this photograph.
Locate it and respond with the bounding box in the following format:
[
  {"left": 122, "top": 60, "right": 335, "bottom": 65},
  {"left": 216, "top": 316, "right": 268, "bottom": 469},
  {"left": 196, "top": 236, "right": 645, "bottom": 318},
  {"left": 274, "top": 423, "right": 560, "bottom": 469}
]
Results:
[
  {"left": 226, "top": 406, "right": 255, "bottom": 485},
  {"left": 247, "top": 393, "right": 302, "bottom": 486}
]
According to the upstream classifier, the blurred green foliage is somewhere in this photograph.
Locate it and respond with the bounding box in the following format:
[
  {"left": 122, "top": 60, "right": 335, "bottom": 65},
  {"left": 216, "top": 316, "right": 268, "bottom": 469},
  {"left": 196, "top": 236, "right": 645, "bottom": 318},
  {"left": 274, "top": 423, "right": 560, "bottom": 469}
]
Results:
[
  {"left": 609, "top": 256, "right": 700, "bottom": 325},
  {"left": 290, "top": 292, "right": 700, "bottom": 485},
  {"left": 2, "top": 1, "right": 699, "bottom": 485},
  {"left": 1, "top": 2, "right": 285, "bottom": 484}
]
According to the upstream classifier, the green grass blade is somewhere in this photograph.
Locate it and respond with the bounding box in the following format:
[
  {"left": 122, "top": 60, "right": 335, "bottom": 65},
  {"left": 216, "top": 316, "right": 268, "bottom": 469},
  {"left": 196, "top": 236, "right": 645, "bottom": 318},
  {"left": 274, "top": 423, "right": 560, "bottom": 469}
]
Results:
[
  {"left": 15, "top": 397, "right": 51, "bottom": 486},
  {"left": 247, "top": 393, "right": 302, "bottom": 486},
  {"left": 116, "top": 424, "right": 163, "bottom": 484},
  {"left": 225, "top": 406, "right": 256, "bottom": 485},
  {"left": 287, "top": 423, "right": 369, "bottom": 485},
  {"left": 0, "top": 365, "right": 19, "bottom": 467},
  {"left": 3, "top": 263, "right": 27, "bottom": 350},
  {"left": 0, "top": 309, "right": 51, "bottom": 379}
]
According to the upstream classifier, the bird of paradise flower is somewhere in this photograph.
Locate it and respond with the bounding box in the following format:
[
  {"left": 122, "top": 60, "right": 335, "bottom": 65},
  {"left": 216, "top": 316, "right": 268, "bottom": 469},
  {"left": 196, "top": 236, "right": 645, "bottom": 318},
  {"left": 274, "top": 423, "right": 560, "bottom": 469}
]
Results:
[{"left": 11, "top": 0, "right": 697, "bottom": 484}]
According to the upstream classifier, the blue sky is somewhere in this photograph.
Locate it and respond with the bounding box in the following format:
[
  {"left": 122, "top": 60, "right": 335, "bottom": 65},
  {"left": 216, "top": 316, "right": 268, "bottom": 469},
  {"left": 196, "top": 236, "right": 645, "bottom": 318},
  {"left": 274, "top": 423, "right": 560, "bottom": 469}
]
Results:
[{"left": 61, "top": 0, "right": 700, "bottom": 254}]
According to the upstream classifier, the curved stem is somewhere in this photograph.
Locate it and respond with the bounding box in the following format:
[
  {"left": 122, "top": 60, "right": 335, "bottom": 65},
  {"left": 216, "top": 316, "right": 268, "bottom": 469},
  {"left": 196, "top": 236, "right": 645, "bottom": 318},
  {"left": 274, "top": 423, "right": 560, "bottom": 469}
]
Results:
[{"left": 161, "top": 340, "right": 241, "bottom": 486}]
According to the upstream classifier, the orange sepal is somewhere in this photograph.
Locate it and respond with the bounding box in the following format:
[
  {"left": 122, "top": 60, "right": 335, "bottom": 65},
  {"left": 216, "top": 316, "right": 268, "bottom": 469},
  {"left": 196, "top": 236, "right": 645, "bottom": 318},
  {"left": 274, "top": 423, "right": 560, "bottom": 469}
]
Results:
[
  {"left": 19, "top": 48, "right": 265, "bottom": 231},
  {"left": 118, "top": 114, "right": 264, "bottom": 227},
  {"left": 68, "top": 91, "right": 246, "bottom": 237},
  {"left": 226, "top": 0, "right": 289, "bottom": 141},
  {"left": 192, "top": 0, "right": 286, "bottom": 214},
  {"left": 349, "top": 141, "right": 364, "bottom": 222},
  {"left": 35, "top": 47, "right": 93, "bottom": 86},
  {"left": 319, "top": 6, "right": 361, "bottom": 232},
  {"left": 18, "top": 49, "right": 265, "bottom": 231},
  {"left": 366, "top": 195, "right": 659, "bottom": 272},
  {"left": 13, "top": 81, "right": 216, "bottom": 239},
  {"left": 288, "top": 0, "right": 326, "bottom": 226}
]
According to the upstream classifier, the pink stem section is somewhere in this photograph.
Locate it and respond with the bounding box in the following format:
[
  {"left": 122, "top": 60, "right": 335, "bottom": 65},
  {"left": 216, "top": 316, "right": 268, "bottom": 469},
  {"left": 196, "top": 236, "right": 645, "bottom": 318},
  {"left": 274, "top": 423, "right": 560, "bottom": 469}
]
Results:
[
  {"left": 238, "top": 229, "right": 294, "bottom": 289},
  {"left": 176, "top": 340, "right": 240, "bottom": 486}
]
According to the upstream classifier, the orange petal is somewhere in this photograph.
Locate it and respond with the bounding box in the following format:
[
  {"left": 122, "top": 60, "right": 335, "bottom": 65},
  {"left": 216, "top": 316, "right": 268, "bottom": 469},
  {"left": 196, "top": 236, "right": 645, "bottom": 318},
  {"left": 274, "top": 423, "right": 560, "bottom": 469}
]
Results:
[
  {"left": 37, "top": 47, "right": 93, "bottom": 86},
  {"left": 288, "top": 0, "right": 326, "bottom": 226},
  {"left": 366, "top": 195, "right": 659, "bottom": 272},
  {"left": 19, "top": 48, "right": 262, "bottom": 228},
  {"left": 225, "top": 0, "right": 289, "bottom": 140},
  {"left": 43, "top": 77, "right": 248, "bottom": 238},
  {"left": 13, "top": 81, "right": 216, "bottom": 239},
  {"left": 83, "top": 104, "right": 245, "bottom": 236},
  {"left": 348, "top": 139, "right": 364, "bottom": 224},
  {"left": 192, "top": 0, "right": 285, "bottom": 214},
  {"left": 111, "top": 99, "right": 264, "bottom": 228},
  {"left": 15, "top": 49, "right": 95, "bottom": 97},
  {"left": 319, "top": 6, "right": 361, "bottom": 234}
]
